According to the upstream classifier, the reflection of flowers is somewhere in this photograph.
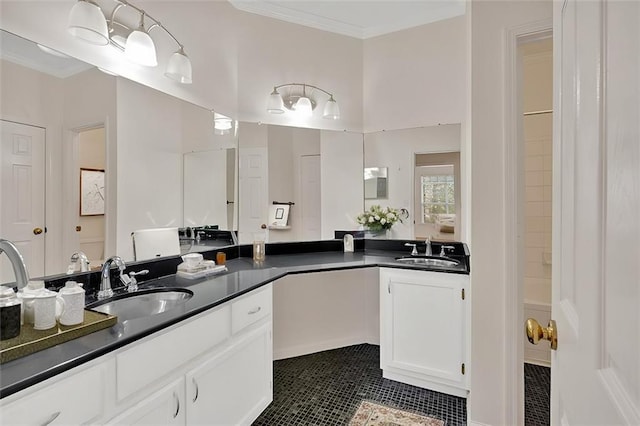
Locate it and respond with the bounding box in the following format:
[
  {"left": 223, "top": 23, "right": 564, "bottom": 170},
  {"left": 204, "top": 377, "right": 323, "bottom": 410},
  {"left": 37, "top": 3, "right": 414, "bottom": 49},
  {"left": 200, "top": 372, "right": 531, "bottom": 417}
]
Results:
[{"left": 356, "top": 205, "right": 402, "bottom": 231}]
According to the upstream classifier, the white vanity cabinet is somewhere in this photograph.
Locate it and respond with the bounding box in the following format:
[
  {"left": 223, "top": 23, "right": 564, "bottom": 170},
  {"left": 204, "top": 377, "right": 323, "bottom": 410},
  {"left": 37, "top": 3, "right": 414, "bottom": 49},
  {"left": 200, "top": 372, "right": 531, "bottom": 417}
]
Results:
[
  {"left": 187, "top": 285, "right": 273, "bottom": 425},
  {"left": 107, "top": 283, "right": 273, "bottom": 426},
  {"left": 379, "top": 268, "right": 469, "bottom": 397},
  {"left": 0, "top": 359, "right": 113, "bottom": 426},
  {"left": 106, "top": 378, "right": 186, "bottom": 426},
  {"left": 186, "top": 322, "right": 272, "bottom": 425}
]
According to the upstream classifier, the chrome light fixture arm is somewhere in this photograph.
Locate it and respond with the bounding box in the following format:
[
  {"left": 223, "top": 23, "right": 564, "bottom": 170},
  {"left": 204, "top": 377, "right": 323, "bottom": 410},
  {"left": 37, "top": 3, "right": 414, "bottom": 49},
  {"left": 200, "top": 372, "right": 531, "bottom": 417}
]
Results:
[
  {"left": 273, "top": 83, "right": 335, "bottom": 100},
  {"left": 69, "top": 0, "right": 192, "bottom": 83},
  {"left": 268, "top": 82, "right": 340, "bottom": 119},
  {"left": 107, "top": 0, "right": 183, "bottom": 51}
]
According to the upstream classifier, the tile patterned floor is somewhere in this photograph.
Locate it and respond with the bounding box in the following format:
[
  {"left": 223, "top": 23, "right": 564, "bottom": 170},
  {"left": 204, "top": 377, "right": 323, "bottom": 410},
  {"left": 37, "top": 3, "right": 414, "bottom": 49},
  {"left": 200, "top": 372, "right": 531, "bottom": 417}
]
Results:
[
  {"left": 524, "top": 363, "right": 551, "bottom": 426},
  {"left": 252, "top": 344, "right": 467, "bottom": 426}
]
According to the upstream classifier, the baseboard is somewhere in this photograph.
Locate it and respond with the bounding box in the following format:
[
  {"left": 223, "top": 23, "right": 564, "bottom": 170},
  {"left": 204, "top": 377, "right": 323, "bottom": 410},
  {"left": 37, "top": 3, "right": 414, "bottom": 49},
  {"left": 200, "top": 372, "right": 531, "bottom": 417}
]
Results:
[
  {"left": 468, "top": 421, "right": 493, "bottom": 426},
  {"left": 274, "top": 336, "right": 375, "bottom": 360},
  {"left": 525, "top": 359, "right": 551, "bottom": 368}
]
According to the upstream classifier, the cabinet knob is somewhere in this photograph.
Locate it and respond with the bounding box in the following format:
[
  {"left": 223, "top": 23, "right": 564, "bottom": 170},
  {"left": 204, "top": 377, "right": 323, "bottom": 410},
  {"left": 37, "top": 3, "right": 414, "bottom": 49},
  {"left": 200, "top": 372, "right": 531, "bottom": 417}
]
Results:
[{"left": 33, "top": 227, "right": 43, "bottom": 235}]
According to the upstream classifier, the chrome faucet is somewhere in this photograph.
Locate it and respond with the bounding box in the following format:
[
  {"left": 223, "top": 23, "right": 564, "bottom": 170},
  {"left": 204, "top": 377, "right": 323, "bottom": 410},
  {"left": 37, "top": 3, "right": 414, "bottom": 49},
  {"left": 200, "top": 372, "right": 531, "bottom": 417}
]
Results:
[
  {"left": 99, "top": 256, "right": 126, "bottom": 300},
  {"left": 68, "top": 251, "right": 90, "bottom": 273},
  {"left": 424, "top": 237, "right": 432, "bottom": 256},
  {"left": 0, "top": 239, "right": 30, "bottom": 291}
]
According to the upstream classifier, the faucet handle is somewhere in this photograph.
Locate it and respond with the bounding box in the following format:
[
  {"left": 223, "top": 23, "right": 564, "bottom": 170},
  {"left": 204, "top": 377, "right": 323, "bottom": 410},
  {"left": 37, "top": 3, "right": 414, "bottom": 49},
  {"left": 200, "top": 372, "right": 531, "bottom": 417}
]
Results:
[
  {"left": 123, "top": 270, "right": 149, "bottom": 292},
  {"left": 129, "top": 270, "right": 149, "bottom": 278},
  {"left": 439, "top": 244, "right": 456, "bottom": 257},
  {"left": 404, "top": 243, "right": 418, "bottom": 256}
]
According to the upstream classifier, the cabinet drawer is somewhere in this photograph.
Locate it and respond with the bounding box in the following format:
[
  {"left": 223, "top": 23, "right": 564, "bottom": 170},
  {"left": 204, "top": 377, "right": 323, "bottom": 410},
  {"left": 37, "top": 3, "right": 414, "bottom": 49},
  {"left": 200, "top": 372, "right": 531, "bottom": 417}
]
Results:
[
  {"left": 231, "top": 285, "right": 272, "bottom": 334},
  {"left": 116, "top": 304, "right": 230, "bottom": 400},
  {"left": 1, "top": 361, "right": 109, "bottom": 425}
]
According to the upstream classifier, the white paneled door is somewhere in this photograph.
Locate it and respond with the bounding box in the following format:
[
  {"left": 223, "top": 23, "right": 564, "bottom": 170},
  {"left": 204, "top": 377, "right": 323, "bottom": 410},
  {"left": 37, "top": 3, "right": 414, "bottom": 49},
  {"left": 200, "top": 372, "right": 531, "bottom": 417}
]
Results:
[
  {"left": 238, "top": 147, "right": 268, "bottom": 244},
  {"left": 552, "top": 0, "right": 640, "bottom": 424},
  {"left": 0, "top": 120, "right": 45, "bottom": 283}
]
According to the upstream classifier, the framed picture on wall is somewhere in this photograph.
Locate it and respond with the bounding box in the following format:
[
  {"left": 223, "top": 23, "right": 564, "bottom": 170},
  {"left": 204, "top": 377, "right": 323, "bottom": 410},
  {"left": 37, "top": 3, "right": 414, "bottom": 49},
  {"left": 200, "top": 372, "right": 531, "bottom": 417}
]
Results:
[
  {"left": 268, "top": 204, "right": 290, "bottom": 227},
  {"left": 80, "top": 168, "right": 105, "bottom": 216}
]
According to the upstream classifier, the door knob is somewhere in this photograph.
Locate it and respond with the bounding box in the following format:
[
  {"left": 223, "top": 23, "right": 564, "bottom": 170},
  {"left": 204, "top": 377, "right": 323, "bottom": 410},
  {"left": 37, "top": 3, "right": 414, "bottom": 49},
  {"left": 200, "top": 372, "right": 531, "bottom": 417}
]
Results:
[
  {"left": 526, "top": 318, "right": 558, "bottom": 350},
  {"left": 33, "top": 227, "right": 43, "bottom": 235}
]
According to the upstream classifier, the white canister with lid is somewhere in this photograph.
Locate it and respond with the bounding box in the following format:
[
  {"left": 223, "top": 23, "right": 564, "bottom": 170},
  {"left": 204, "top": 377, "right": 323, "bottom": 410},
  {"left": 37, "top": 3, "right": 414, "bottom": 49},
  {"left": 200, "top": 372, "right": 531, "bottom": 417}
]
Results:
[
  {"left": 33, "top": 289, "right": 65, "bottom": 330},
  {"left": 58, "top": 281, "right": 85, "bottom": 326},
  {"left": 18, "top": 281, "right": 45, "bottom": 325}
]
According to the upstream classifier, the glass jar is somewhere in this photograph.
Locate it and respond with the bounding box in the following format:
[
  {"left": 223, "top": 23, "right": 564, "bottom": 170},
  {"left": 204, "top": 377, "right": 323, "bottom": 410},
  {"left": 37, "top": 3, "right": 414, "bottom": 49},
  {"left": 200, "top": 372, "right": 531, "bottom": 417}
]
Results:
[{"left": 0, "top": 286, "right": 21, "bottom": 340}]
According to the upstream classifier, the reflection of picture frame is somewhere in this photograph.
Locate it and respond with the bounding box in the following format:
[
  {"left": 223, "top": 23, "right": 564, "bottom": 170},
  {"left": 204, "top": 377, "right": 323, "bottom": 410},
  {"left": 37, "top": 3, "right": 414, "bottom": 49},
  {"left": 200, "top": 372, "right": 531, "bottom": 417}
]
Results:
[
  {"left": 268, "top": 204, "right": 290, "bottom": 227},
  {"left": 80, "top": 168, "right": 105, "bottom": 216}
]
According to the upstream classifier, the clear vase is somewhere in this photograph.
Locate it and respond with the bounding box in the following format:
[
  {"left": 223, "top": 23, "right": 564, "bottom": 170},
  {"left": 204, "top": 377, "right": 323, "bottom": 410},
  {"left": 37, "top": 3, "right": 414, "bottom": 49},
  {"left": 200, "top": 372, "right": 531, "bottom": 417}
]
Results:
[{"left": 365, "top": 229, "right": 389, "bottom": 239}]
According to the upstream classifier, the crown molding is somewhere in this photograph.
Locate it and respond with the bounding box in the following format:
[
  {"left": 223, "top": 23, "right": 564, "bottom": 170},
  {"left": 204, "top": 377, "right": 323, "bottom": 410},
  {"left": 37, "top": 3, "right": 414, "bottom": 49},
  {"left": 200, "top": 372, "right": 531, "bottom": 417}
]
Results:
[{"left": 229, "top": 1, "right": 465, "bottom": 40}]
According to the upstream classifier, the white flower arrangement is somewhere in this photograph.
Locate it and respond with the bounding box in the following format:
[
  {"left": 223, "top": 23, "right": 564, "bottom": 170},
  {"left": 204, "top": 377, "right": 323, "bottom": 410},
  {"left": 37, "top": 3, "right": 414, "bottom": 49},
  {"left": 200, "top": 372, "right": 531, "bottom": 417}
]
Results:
[{"left": 356, "top": 205, "right": 402, "bottom": 232}]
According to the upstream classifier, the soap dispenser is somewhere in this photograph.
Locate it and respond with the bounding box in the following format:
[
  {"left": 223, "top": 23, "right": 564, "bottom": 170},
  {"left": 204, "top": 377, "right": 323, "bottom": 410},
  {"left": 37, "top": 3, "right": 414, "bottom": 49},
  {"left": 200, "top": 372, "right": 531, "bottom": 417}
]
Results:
[{"left": 343, "top": 234, "right": 354, "bottom": 253}]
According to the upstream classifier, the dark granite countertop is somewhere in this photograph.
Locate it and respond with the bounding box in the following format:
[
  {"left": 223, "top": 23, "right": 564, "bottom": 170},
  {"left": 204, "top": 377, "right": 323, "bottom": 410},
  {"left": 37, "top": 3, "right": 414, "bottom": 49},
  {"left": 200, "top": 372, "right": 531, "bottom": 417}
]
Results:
[{"left": 0, "top": 245, "right": 469, "bottom": 399}]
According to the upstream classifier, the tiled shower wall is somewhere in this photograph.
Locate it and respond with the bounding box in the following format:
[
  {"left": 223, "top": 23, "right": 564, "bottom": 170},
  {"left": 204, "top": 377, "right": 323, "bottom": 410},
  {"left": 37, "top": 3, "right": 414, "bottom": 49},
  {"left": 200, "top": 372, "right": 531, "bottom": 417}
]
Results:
[
  {"left": 523, "top": 113, "right": 552, "bottom": 305},
  {"left": 522, "top": 39, "right": 552, "bottom": 365},
  {"left": 522, "top": 40, "right": 553, "bottom": 306}
]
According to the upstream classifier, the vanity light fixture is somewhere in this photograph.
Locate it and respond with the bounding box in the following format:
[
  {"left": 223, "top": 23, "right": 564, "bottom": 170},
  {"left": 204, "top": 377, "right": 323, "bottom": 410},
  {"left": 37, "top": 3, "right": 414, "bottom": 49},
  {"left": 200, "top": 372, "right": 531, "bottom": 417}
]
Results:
[
  {"left": 214, "top": 112, "right": 233, "bottom": 135},
  {"left": 267, "top": 83, "right": 340, "bottom": 119},
  {"left": 67, "top": 0, "right": 192, "bottom": 84}
]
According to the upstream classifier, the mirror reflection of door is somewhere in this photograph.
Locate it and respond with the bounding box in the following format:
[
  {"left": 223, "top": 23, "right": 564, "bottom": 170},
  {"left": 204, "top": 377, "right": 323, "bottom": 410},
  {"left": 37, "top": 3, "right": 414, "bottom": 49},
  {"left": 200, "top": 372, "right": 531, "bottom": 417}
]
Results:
[
  {"left": 0, "top": 120, "right": 46, "bottom": 284},
  {"left": 413, "top": 152, "right": 460, "bottom": 242},
  {"left": 69, "top": 127, "right": 106, "bottom": 270}
]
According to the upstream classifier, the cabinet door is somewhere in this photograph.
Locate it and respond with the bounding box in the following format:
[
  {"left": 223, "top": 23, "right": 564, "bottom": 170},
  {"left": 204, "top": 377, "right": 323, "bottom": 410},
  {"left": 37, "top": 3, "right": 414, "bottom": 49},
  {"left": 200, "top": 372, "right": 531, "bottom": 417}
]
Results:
[
  {"left": 0, "top": 360, "right": 110, "bottom": 426},
  {"left": 186, "top": 321, "right": 272, "bottom": 426},
  {"left": 380, "top": 268, "right": 467, "bottom": 391},
  {"left": 106, "top": 378, "right": 185, "bottom": 426}
]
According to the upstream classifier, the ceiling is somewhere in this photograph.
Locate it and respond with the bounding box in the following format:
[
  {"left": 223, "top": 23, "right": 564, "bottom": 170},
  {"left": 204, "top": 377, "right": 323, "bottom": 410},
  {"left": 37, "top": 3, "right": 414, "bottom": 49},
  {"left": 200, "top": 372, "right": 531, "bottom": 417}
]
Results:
[
  {"left": 0, "top": 30, "right": 93, "bottom": 79},
  {"left": 229, "top": 0, "right": 466, "bottom": 39}
]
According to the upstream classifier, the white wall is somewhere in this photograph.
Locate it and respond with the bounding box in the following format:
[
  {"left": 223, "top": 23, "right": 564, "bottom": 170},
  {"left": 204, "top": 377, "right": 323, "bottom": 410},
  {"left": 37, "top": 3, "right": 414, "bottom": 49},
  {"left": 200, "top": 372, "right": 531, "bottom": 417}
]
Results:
[
  {"left": 183, "top": 150, "right": 228, "bottom": 228},
  {"left": 62, "top": 67, "right": 117, "bottom": 267},
  {"left": 0, "top": 1, "right": 364, "bottom": 132},
  {"left": 468, "top": 1, "right": 552, "bottom": 425},
  {"left": 0, "top": 59, "right": 65, "bottom": 275},
  {"left": 320, "top": 131, "right": 364, "bottom": 239},
  {"left": 363, "top": 124, "right": 461, "bottom": 240},
  {"left": 116, "top": 78, "right": 183, "bottom": 261},
  {"left": 273, "top": 268, "right": 379, "bottom": 360},
  {"left": 363, "top": 15, "right": 466, "bottom": 133}
]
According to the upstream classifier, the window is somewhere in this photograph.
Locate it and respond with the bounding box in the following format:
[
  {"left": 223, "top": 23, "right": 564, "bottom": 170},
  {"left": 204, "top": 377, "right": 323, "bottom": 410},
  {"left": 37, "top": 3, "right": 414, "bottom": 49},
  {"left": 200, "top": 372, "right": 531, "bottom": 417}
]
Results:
[
  {"left": 421, "top": 173, "right": 455, "bottom": 224},
  {"left": 414, "top": 152, "right": 460, "bottom": 241}
]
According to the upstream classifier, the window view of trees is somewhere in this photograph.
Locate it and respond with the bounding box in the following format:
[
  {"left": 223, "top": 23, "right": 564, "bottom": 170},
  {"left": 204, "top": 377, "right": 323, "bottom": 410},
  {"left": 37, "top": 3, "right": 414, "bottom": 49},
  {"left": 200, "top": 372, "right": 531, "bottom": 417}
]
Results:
[{"left": 421, "top": 174, "right": 455, "bottom": 223}]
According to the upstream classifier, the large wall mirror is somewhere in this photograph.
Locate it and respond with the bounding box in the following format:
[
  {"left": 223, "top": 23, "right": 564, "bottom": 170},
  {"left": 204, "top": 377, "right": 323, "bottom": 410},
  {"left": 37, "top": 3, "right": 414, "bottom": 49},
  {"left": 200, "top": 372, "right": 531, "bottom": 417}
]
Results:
[
  {"left": 0, "top": 29, "right": 238, "bottom": 281},
  {"left": 363, "top": 124, "right": 462, "bottom": 241},
  {"left": 236, "top": 122, "right": 364, "bottom": 244},
  {"left": 0, "top": 30, "right": 463, "bottom": 284}
]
